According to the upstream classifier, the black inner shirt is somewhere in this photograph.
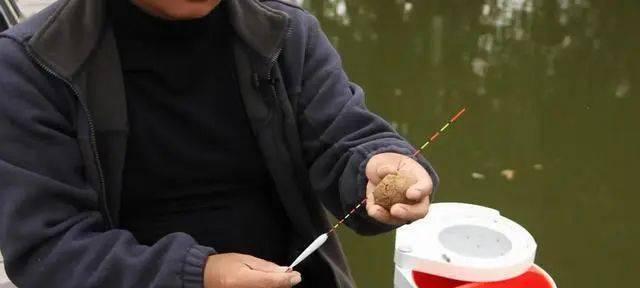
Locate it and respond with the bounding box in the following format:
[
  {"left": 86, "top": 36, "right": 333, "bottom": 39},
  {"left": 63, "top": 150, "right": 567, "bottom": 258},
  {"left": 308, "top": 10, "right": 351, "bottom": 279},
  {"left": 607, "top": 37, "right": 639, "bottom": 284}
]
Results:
[{"left": 110, "top": 0, "right": 290, "bottom": 265}]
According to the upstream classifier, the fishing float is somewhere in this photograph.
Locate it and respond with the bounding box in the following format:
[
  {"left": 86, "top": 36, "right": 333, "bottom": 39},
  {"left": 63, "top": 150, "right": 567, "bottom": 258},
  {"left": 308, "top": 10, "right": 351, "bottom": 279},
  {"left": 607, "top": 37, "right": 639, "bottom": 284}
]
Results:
[{"left": 287, "top": 107, "right": 467, "bottom": 271}]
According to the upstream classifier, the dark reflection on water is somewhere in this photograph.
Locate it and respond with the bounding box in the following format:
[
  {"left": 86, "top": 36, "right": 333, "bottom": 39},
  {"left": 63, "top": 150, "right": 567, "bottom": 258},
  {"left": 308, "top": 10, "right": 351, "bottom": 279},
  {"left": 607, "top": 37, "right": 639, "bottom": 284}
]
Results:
[{"left": 301, "top": 0, "right": 639, "bottom": 287}]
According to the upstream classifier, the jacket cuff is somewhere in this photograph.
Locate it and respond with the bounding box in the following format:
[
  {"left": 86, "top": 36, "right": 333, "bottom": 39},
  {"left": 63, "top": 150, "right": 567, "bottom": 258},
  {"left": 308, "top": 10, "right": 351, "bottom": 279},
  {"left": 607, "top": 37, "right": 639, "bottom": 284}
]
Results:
[{"left": 182, "top": 245, "right": 216, "bottom": 288}]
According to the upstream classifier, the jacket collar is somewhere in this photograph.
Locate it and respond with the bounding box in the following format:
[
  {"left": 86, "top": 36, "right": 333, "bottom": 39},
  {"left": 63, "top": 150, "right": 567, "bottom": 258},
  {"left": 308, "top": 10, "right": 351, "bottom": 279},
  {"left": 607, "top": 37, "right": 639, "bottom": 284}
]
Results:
[{"left": 26, "top": 0, "right": 289, "bottom": 79}]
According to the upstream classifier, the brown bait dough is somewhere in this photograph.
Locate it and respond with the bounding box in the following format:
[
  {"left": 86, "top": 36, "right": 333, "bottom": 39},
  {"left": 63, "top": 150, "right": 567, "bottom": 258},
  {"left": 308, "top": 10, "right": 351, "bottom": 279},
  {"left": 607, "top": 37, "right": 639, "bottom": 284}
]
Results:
[{"left": 373, "top": 171, "right": 418, "bottom": 210}]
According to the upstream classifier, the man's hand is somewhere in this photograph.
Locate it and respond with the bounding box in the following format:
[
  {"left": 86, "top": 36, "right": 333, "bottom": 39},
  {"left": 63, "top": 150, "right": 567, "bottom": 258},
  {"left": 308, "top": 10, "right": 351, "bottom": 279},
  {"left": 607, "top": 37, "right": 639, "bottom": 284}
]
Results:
[
  {"left": 365, "top": 152, "right": 433, "bottom": 225},
  {"left": 204, "top": 253, "right": 302, "bottom": 288}
]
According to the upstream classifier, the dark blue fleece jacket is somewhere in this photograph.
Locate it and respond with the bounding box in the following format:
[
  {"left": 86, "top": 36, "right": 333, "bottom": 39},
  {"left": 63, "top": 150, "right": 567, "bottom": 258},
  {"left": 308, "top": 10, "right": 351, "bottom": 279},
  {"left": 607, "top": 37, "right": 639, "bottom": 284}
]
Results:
[{"left": 0, "top": 0, "right": 438, "bottom": 287}]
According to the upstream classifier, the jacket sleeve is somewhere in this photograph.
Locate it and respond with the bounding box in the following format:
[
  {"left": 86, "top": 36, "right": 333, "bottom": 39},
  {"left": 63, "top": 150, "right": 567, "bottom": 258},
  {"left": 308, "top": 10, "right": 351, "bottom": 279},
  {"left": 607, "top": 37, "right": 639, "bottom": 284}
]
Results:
[
  {"left": 0, "top": 38, "right": 213, "bottom": 288},
  {"left": 297, "top": 15, "right": 440, "bottom": 236}
]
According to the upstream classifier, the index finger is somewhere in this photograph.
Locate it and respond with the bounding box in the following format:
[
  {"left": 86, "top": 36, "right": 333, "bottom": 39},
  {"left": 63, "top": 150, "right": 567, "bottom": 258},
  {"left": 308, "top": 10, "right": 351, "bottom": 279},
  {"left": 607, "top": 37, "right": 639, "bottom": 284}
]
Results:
[
  {"left": 405, "top": 178, "right": 433, "bottom": 201},
  {"left": 390, "top": 195, "right": 431, "bottom": 221}
]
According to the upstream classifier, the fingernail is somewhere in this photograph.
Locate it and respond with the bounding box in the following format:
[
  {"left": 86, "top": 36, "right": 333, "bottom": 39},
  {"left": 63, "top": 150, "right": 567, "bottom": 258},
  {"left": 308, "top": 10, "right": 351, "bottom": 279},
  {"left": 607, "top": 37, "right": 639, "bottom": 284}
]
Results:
[
  {"left": 290, "top": 274, "right": 302, "bottom": 285},
  {"left": 394, "top": 207, "right": 408, "bottom": 217}
]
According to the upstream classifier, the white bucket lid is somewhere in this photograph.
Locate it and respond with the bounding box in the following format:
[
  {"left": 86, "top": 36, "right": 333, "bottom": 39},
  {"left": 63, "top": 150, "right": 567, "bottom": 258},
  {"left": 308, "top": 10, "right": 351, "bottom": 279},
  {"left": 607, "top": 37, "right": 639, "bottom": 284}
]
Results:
[{"left": 395, "top": 203, "right": 537, "bottom": 282}]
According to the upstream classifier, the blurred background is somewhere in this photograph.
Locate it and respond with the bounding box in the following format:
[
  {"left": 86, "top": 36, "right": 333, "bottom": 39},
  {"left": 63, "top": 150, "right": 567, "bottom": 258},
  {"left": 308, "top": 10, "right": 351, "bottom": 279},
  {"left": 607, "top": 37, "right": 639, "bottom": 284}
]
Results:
[{"left": 291, "top": 0, "right": 639, "bottom": 287}]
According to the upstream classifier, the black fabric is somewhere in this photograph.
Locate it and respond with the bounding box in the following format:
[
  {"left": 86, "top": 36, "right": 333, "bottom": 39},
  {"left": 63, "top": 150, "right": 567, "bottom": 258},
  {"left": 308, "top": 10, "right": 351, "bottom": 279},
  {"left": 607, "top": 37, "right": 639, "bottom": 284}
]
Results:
[
  {"left": 0, "top": 18, "right": 7, "bottom": 32},
  {"left": 110, "top": 0, "right": 290, "bottom": 264}
]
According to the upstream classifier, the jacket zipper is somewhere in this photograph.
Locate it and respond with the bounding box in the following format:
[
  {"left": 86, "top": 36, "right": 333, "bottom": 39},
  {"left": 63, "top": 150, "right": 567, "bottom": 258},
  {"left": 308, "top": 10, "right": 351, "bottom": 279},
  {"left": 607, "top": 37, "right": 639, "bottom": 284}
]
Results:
[
  {"left": 264, "top": 24, "right": 293, "bottom": 95},
  {"left": 266, "top": 48, "right": 283, "bottom": 82},
  {"left": 24, "top": 47, "right": 114, "bottom": 228},
  {"left": 247, "top": 22, "right": 346, "bottom": 288}
]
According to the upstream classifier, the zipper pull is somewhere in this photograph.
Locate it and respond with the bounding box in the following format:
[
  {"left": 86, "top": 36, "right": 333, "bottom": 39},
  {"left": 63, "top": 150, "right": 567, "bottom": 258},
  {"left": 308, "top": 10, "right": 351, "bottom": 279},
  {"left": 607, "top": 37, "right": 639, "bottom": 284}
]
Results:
[
  {"left": 252, "top": 72, "right": 278, "bottom": 88},
  {"left": 252, "top": 72, "right": 278, "bottom": 107},
  {"left": 252, "top": 73, "right": 261, "bottom": 89}
]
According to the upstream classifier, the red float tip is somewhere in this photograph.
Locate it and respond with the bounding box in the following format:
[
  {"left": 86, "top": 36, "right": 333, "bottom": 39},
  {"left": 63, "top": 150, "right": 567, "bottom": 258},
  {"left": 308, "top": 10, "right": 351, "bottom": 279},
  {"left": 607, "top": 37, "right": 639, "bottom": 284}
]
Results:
[{"left": 450, "top": 107, "right": 467, "bottom": 123}]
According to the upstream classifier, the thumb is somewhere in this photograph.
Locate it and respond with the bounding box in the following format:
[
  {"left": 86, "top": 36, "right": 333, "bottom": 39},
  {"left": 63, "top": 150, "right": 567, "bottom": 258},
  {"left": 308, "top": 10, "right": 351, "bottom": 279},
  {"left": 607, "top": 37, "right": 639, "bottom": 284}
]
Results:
[
  {"left": 244, "top": 269, "right": 302, "bottom": 288},
  {"left": 377, "top": 165, "right": 398, "bottom": 180},
  {"left": 366, "top": 164, "right": 397, "bottom": 184},
  {"left": 242, "top": 255, "right": 286, "bottom": 273}
]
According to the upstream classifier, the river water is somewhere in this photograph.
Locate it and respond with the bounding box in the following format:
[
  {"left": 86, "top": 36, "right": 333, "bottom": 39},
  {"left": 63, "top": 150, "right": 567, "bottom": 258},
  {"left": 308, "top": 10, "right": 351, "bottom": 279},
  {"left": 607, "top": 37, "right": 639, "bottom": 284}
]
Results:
[{"left": 300, "top": 0, "right": 639, "bottom": 287}]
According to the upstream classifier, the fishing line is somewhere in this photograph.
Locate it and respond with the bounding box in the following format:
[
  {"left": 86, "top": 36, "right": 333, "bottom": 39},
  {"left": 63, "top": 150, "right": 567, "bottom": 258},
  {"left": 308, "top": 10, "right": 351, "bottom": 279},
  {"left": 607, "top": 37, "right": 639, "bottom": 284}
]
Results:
[
  {"left": 330, "top": 107, "right": 467, "bottom": 233},
  {"left": 287, "top": 108, "right": 467, "bottom": 271}
]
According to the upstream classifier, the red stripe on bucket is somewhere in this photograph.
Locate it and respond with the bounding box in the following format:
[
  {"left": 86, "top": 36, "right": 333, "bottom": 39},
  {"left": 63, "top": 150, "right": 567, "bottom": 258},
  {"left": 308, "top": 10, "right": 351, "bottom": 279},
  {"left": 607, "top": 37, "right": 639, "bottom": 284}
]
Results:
[{"left": 412, "top": 266, "right": 555, "bottom": 288}]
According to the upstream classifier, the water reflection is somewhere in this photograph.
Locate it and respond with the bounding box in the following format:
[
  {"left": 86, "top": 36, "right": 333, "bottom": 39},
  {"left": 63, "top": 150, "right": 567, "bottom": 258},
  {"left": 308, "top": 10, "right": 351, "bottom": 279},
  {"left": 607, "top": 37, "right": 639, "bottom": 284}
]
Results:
[{"left": 306, "top": 0, "right": 639, "bottom": 287}]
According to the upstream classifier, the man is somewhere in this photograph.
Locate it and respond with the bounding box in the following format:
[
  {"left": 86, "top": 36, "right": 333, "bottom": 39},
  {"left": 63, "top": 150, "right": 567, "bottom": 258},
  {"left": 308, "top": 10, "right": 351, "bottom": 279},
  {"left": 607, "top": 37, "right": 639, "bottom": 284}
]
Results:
[{"left": 0, "top": 0, "right": 438, "bottom": 287}]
